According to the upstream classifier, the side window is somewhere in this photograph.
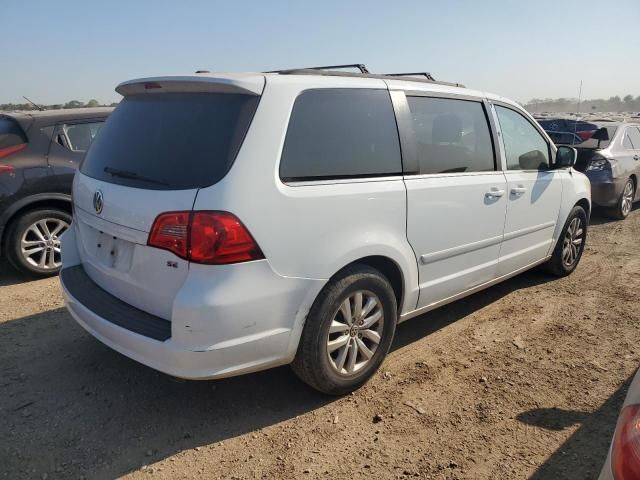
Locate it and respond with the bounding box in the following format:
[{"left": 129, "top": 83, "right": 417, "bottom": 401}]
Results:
[
  {"left": 624, "top": 127, "right": 640, "bottom": 149},
  {"left": 406, "top": 96, "right": 495, "bottom": 174},
  {"left": 279, "top": 89, "right": 402, "bottom": 181},
  {"left": 495, "top": 106, "right": 550, "bottom": 170},
  {"left": 60, "top": 121, "right": 104, "bottom": 152}
]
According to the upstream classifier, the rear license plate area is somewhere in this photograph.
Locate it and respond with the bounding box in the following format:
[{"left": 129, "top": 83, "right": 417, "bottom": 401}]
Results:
[{"left": 79, "top": 221, "right": 135, "bottom": 271}]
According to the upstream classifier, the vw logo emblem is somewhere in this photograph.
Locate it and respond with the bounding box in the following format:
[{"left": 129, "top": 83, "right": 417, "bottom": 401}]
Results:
[{"left": 93, "top": 190, "right": 104, "bottom": 214}]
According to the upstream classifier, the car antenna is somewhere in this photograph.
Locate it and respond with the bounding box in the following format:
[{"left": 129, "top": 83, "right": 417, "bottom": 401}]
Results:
[{"left": 23, "top": 96, "right": 44, "bottom": 111}]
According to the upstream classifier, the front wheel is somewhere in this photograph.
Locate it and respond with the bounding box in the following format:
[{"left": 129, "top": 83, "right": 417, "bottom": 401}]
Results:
[
  {"left": 292, "top": 265, "right": 398, "bottom": 395},
  {"left": 5, "top": 208, "right": 71, "bottom": 277},
  {"left": 544, "top": 205, "right": 587, "bottom": 277}
]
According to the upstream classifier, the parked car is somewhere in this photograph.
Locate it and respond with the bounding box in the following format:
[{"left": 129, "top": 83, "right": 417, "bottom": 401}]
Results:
[
  {"left": 546, "top": 130, "right": 585, "bottom": 146},
  {"left": 537, "top": 118, "right": 599, "bottom": 145},
  {"left": 0, "top": 108, "right": 112, "bottom": 275},
  {"left": 59, "top": 67, "right": 590, "bottom": 394},
  {"left": 599, "top": 367, "right": 640, "bottom": 479},
  {"left": 571, "top": 123, "right": 640, "bottom": 219}
]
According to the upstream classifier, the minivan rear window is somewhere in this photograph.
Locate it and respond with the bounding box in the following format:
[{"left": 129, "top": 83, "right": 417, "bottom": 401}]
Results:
[
  {"left": 80, "top": 93, "right": 259, "bottom": 190},
  {"left": 279, "top": 89, "right": 402, "bottom": 181},
  {"left": 0, "top": 117, "right": 27, "bottom": 150}
]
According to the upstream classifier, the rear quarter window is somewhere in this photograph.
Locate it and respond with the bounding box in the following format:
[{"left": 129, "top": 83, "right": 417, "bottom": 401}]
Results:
[
  {"left": 279, "top": 89, "right": 402, "bottom": 181},
  {"left": 625, "top": 127, "right": 640, "bottom": 149},
  {"left": 0, "top": 117, "right": 27, "bottom": 150}
]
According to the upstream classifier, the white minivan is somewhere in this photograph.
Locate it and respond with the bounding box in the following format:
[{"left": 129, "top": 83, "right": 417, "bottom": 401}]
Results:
[{"left": 60, "top": 66, "right": 591, "bottom": 394}]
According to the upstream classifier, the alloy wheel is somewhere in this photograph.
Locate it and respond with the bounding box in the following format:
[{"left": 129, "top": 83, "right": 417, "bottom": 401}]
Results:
[
  {"left": 20, "top": 218, "right": 69, "bottom": 270},
  {"left": 562, "top": 217, "right": 583, "bottom": 268},
  {"left": 326, "top": 290, "right": 384, "bottom": 375},
  {"left": 622, "top": 181, "right": 634, "bottom": 217}
]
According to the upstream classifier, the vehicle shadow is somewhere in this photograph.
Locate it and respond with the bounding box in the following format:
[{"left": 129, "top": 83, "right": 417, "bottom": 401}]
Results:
[
  {"left": 589, "top": 204, "right": 639, "bottom": 226},
  {"left": 0, "top": 260, "right": 35, "bottom": 287},
  {"left": 0, "top": 269, "right": 555, "bottom": 479},
  {"left": 517, "top": 374, "right": 633, "bottom": 480}
]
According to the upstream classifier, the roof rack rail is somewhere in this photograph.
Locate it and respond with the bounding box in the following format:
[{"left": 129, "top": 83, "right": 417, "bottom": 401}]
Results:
[
  {"left": 267, "top": 65, "right": 465, "bottom": 88},
  {"left": 268, "top": 64, "right": 370, "bottom": 74},
  {"left": 385, "top": 72, "right": 435, "bottom": 81}
]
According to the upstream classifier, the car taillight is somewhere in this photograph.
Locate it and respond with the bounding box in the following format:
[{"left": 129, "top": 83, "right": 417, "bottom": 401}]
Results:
[
  {"left": 190, "top": 211, "right": 263, "bottom": 264},
  {"left": 577, "top": 130, "right": 595, "bottom": 141},
  {"left": 148, "top": 212, "right": 190, "bottom": 259},
  {"left": 0, "top": 143, "right": 27, "bottom": 159},
  {"left": 148, "top": 211, "right": 263, "bottom": 265},
  {"left": 612, "top": 404, "right": 640, "bottom": 479},
  {"left": 586, "top": 154, "right": 611, "bottom": 172}
]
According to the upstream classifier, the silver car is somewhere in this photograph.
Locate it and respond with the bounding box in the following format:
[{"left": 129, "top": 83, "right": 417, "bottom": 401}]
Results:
[{"left": 575, "top": 123, "right": 640, "bottom": 219}]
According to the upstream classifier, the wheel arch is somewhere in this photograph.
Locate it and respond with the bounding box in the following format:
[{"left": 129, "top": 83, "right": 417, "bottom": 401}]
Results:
[
  {"left": 333, "top": 255, "right": 405, "bottom": 312},
  {"left": 575, "top": 197, "right": 591, "bottom": 220},
  {"left": 0, "top": 193, "right": 72, "bottom": 256}
]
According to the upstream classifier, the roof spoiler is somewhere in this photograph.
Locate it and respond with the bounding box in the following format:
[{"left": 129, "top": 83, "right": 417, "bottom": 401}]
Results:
[{"left": 116, "top": 75, "right": 265, "bottom": 97}]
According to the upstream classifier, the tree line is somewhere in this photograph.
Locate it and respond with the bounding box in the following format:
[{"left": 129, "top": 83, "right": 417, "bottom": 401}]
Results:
[
  {"left": 3, "top": 95, "right": 640, "bottom": 114},
  {"left": 525, "top": 95, "right": 640, "bottom": 113},
  {"left": 0, "top": 99, "right": 118, "bottom": 111}
]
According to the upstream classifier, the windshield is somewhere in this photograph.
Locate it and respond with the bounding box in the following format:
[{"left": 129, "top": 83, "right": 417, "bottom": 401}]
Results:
[{"left": 80, "top": 92, "right": 259, "bottom": 190}]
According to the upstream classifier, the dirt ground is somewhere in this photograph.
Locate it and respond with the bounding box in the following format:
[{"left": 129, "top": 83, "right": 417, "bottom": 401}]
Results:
[{"left": 1, "top": 206, "right": 639, "bottom": 480}]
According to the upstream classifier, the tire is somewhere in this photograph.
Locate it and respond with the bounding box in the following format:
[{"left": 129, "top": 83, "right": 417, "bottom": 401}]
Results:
[
  {"left": 543, "top": 205, "right": 587, "bottom": 277},
  {"left": 292, "top": 265, "right": 398, "bottom": 395},
  {"left": 607, "top": 178, "right": 635, "bottom": 220},
  {"left": 5, "top": 208, "right": 71, "bottom": 277}
]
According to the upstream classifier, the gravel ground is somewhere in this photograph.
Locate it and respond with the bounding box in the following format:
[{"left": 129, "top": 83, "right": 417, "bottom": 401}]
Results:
[{"left": 1, "top": 206, "right": 639, "bottom": 480}]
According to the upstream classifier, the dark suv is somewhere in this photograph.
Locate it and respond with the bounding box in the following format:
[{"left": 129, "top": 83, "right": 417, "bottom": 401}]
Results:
[{"left": 0, "top": 107, "right": 112, "bottom": 276}]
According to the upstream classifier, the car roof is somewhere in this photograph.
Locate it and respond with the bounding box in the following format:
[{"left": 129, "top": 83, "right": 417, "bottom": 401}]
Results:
[
  {"left": 3, "top": 107, "right": 113, "bottom": 122},
  {"left": 1, "top": 107, "right": 114, "bottom": 133},
  {"left": 118, "top": 71, "right": 524, "bottom": 112}
]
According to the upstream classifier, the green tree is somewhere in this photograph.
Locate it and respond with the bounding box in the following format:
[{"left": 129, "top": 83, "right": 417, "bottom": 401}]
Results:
[
  {"left": 63, "top": 100, "right": 84, "bottom": 109},
  {"left": 86, "top": 99, "right": 100, "bottom": 108}
]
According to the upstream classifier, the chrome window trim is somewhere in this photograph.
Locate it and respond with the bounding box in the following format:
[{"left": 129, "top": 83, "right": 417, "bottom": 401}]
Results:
[
  {"left": 282, "top": 175, "right": 405, "bottom": 187},
  {"left": 402, "top": 171, "right": 504, "bottom": 181}
]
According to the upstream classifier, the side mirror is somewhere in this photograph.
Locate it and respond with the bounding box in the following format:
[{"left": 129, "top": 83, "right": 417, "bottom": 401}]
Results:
[{"left": 555, "top": 145, "right": 577, "bottom": 168}]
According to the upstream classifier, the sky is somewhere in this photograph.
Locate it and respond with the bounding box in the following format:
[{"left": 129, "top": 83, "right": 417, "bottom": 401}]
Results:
[{"left": 2, "top": 0, "right": 639, "bottom": 105}]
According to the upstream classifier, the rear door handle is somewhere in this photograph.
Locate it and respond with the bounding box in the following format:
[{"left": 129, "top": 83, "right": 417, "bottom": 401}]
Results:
[
  {"left": 486, "top": 188, "right": 505, "bottom": 198},
  {"left": 511, "top": 186, "right": 527, "bottom": 196}
]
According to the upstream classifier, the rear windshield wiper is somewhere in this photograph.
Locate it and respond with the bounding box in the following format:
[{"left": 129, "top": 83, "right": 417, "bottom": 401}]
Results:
[{"left": 103, "top": 166, "right": 169, "bottom": 186}]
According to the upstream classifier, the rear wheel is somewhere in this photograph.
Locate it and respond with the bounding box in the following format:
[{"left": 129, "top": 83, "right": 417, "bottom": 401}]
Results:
[
  {"left": 292, "top": 265, "right": 397, "bottom": 395},
  {"left": 6, "top": 208, "right": 71, "bottom": 277},
  {"left": 544, "top": 205, "right": 587, "bottom": 277},
  {"left": 609, "top": 178, "right": 635, "bottom": 220}
]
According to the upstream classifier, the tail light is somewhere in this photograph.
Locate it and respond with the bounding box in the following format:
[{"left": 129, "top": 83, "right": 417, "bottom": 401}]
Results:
[
  {"left": 148, "top": 212, "right": 190, "bottom": 259},
  {"left": 0, "top": 143, "right": 27, "bottom": 159},
  {"left": 586, "top": 154, "right": 611, "bottom": 171},
  {"left": 577, "top": 130, "right": 595, "bottom": 142},
  {"left": 148, "top": 211, "right": 263, "bottom": 265},
  {"left": 612, "top": 404, "right": 640, "bottom": 479}
]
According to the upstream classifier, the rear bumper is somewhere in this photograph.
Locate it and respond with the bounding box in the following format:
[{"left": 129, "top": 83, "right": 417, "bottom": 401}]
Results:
[
  {"left": 60, "top": 229, "right": 325, "bottom": 380},
  {"left": 585, "top": 171, "right": 625, "bottom": 207}
]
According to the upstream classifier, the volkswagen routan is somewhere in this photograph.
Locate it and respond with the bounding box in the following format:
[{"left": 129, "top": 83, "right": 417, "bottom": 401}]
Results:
[{"left": 60, "top": 66, "right": 591, "bottom": 394}]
